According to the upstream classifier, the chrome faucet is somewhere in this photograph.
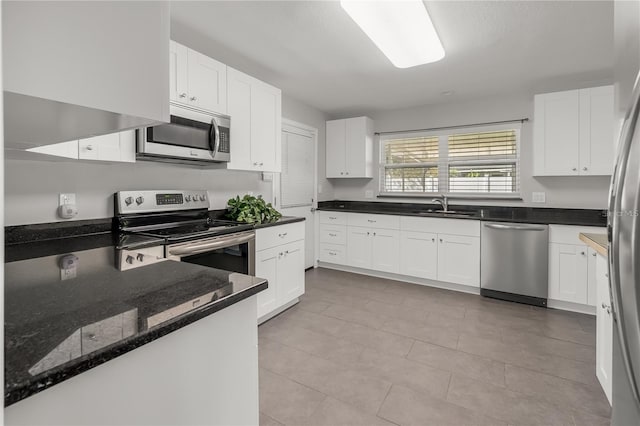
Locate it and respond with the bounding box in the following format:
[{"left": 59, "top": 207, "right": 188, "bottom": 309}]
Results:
[{"left": 431, "top": 195, "right": 449, "bottom": 212}]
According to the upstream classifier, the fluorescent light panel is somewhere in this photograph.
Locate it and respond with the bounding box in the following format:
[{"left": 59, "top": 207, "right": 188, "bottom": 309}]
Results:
[{"left": 340, "top": 0, "right": 445, "bottom": 68}]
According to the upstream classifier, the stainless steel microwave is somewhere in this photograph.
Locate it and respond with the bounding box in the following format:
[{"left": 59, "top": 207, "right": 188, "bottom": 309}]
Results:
[{"left": 136, "top": 104, "right": 230, "bottom": 165}]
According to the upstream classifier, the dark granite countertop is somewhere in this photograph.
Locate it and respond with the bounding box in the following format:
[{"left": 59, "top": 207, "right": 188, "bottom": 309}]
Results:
[
  {"left": 253, "top": 216, "right": 305, "bottom": 229},
  {"left": 318, "top": 200, "right": 607, "bottom": 227},
  {"left": 4, "top": 233, "right": 267, "bottom": 406}
]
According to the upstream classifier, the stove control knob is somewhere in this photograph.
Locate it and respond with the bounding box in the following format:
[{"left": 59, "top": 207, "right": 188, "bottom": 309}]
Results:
[
  {"left": 124, "top": 196, "right": 133, "bottom": 206},
  {"left": 136, "top": 253, "right": 144, "bottom": 262},
  {"left": 135, "top": 196, "right": 144, "bottom": 205},
  {"left": 126, "top": 255, "right": 134, "bottom": 264},
  {"left": 199, "top": 195, "right": 206, "bottom": 201},
  {"left": 192, "top": 194, "right": 199, "bottom": 201},
  {"left": 185, "top": 195, "right": 191, "bottom": 202}
]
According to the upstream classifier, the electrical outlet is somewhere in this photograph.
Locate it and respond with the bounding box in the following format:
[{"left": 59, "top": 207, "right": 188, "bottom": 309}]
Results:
[
  {"left": 532, "top": 192, "right": 546, "bottom": 203},
  {"left": 365, "top": 190, "right": 374, "bottom": 199},
  {"left": 59, "top": 193, "right": 76, "bottom": 206},
  {"left": 261, "top": 172, "right": 273, "bottom": 182}
]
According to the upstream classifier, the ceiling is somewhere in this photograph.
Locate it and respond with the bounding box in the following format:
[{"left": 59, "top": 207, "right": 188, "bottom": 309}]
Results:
[{"left": 170, "top": 1, "right": 613, "bottom": 117}]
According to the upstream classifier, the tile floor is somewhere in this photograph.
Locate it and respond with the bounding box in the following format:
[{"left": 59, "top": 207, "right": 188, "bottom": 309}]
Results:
[{"left": 258, "top": 268, "right": 610, "bottom": 426}]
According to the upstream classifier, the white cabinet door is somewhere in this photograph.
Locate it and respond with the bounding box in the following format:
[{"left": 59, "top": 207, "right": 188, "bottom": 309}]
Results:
[
  {"left": 595, "top": 254, "right": 613, "bottom": 405},
  {"left": 78, "top": 131, "right": 136, "bottom": 163},
  {"left": 371, "top": 229, "right": 400, "bottom": 274},
  {"left": 227, "top": 68, "right": 253, "bottom": 170},
  {"left": 326, "top": 119, "right": 346, "bottom": 178},
  {"left": 347, "top": 227, "right": 372, "bottom": 269},
  {"left": 549, "top": 243, "right": 589, "bottom": 304},
  {"left": 579, "top": 86, "right": 614, "bottom": 176},
  {"left": 250, "top": 81, "right": 281, "bottom": 172},
  {"left": 169, "top": 41, "right": 188, "bottom": 104},
  {"left": 256, "top": 247, "right": 279, "bottom": 319},
  {"left": 278, "top": 240, "right": 305, "bottom": 305},
  {"left": 400, "top": 231, "right": 438, "bottom": 280},
  {"left": 28, "top": 140, "right": 79, "bottom": 159},
  {"left": 437, "top": 234, "right": 480, "bottom": 287},
  {"left": 345, "top": 117, "right": 368, "bottom": 177},
  {"left": 186, "top": 48, "right": 227, "bottom": 114},
  {"left": 534, "top": 90, "right": 581, "bottom": 176},
  {"left": 587, "top": 247, "right": 598, "bottom": 307}
]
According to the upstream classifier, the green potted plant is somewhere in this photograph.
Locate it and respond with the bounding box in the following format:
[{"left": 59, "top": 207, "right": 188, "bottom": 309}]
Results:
[{"left": 226, "top": 194, "right": 282, "bottom": 224}]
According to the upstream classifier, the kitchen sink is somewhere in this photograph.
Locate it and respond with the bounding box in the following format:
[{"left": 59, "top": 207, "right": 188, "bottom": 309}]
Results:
[{"left": 416, "top": 210, "right": 477, "bottom": 217}]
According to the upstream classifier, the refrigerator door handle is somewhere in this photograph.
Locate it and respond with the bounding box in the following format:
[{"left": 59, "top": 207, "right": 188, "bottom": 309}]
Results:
[{"left": 609, "top": 69, "right": 640, "bottom": 406}]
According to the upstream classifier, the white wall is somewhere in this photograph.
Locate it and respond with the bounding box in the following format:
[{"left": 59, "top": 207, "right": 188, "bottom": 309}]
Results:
[
  {"left": 330, "top": 95, "right": 611, "bottom": 209},
  {"left": 4, "top": 159, "right": 271, "bottom": 226}
]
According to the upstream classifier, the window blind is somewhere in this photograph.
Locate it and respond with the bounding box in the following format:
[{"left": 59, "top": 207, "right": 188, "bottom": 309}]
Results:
[{"left": 382, "top": 136, "right": 440, "bottom": 194}]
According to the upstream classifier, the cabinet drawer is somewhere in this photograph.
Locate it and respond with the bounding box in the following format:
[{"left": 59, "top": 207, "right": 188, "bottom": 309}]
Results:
[
  {"left": 549, "top": 224, "right": 606, "bottom": 245},
  {"left": 256, "top": 221, "right": 305, "bottom": 251},
  {"left": 319, "top": 211, "right": 347, "bottom": 225},
  {"left": 347, "top": 213, "right": 400, "bottom": 230},
  {"left": 400, "top": 216, "right": 480, "bottom": 237},
  {"left": 319, "top": 224, "right": 346, "bottom": 245},
  {"left": 319, "top": 243, "right": 346, "bottom": 265}
]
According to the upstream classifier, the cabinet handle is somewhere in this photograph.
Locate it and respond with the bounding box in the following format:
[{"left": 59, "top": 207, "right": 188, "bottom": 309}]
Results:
[
  {"left": 279, "top": 252, "right": 283, "bottom": 257},
  {"left": 329, "top": 216, "right": 337, "bottom": 220},
  {"left": 605, "top": 273, "right": 609, "bottom": 278},
  {"left": 592, "top": 252, "right": 597, "bottom": 257},
  {"left": 259, "top": 162, "right": 264, "bottom": 166},
  {"left": 581, "top": 251, "right": 586, "bottom": 256},
  {"left": 367, "top": 219, "right": 376, "bottom": 223},
  {"left": 340, "top": 172, "right": 344, "bottom": 175},
  {"left": 190, "top": 96, "right": 197, "bottom": 101},
  {"left": 85, "top": 145, "right": 93, "bottom": 151},
  {"left": 345, "top": 172, "right": 349, "bottom": 175},
  {"left": 329, "top": 252, "right": 336, "bottom": 256},
  {"left": 572, "top": 167, "right": 577, "bottom": 171},
  {"left": 440, "top": 238, "right": 443, "bottom": 243},
  {"left": 583, "top": 167, "right": 588, "bottom": 171},
  {"left": 329, "top": 233, "right": 337, "bottom": 237},
  {"left": 179, "top": 92, "right": 187, "bottom": 98},
  {"left": 278, "top": 232, "right": 287, "bottom": 238},
  {"left": 285, "top": 250, "right": 289, "bottom": 255},
  {"left": 373, "top": 232, "right": 376, "bottom": 236},
  {"left": 432, "top": 238, "right": 435, "bottom": 242},
  {"left": 367, "top": 232, "right": 370, "bottom": 236}
]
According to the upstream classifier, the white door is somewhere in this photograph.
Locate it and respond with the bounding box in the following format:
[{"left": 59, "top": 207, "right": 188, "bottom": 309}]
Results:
[
  {"left": 277, "top": 121, "right": 318, "bottom": 269},
  {"left": 579, "top": 86, "right": 614, "bottom": 175},
  {"left": 371, "top": 229, "right": 400, "bottom": 273},
  {"left": 595, "top": 254, "right": 613, "bottom": 404},
  {"left": 587, "top": 247, "right": 598, "bottom": 306},
  {"left": 326, "top": 119, "right": 346, "bottom": 177},
  {"left": 251, "top": 81, "right": 281, "bottom": 172},
  {"left": 256, "top": 247, "right": 279, "bottom": 319},
  {"left": 437, "top": 234, "right": 480, "bottom": 287},
  {"left": 400, "top": 231, "right": 438, "bottom": 280},
  {"left": 278, "top": 240, "right": 305, "bottom": 305},
  {"left": 549, "top": 243, "right": 588, "bottom": 304},
  {"left": 347, "top": 227, "right": 372, "bottom": 269},
  {"left": 187, "top": 48, "right": 227, "bottom": 114},
  {"left": 534, "top": 90, "right": 581, "bottom": 175}
]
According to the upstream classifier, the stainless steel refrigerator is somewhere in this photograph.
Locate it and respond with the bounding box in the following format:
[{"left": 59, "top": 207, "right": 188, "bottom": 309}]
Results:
[{"left": 610, "top": 2, "right": 640, "bottom": 424}]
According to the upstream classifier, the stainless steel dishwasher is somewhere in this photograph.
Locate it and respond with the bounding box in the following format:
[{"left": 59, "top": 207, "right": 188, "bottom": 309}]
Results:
[{"left": 480, "top": 221, "right": 549, "bottom": 307}]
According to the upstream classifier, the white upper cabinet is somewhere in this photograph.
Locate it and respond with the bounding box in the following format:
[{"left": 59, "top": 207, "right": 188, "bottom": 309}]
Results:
[
  {"left": 226, "top": 67, "right": 282, "bottom": 173},
  {"left": 579, "top": 86, "right": 614, "bottom": 175},
  {"left": 169, "top": 41, "right": 227, "bottom": 115},
  {"left": 326, "top": 117, "right": 374, "bottom": 178},
  {"left": 534, "top": 85, "right": 614, "bottom": 176},
  {"left": 27, "top": 131, "right": 136, "bottom": 163}
]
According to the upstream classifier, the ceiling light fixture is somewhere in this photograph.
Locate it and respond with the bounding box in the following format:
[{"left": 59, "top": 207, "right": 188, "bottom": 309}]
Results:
[{"left": 340, "top": 0, "right": 445, "bottom": 69}]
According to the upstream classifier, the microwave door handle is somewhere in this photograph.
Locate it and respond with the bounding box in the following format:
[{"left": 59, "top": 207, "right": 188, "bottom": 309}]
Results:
[{"left": 210, "top": 117, "right": 221, "bottom": 158}]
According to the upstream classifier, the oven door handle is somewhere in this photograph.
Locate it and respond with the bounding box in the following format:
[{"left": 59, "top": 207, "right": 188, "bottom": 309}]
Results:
[{"left": 168, "top": 233, "right": 254, "bottom": 257}]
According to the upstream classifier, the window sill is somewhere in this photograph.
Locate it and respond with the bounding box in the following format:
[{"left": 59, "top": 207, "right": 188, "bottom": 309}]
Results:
[{"left": 377, "top": 192, "right": 524, "bottom": 201}]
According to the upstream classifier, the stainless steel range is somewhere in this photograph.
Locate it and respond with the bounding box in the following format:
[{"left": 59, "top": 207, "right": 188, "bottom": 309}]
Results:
[{"left": 116, "top": 190, "right": 255, "bottom": 274}]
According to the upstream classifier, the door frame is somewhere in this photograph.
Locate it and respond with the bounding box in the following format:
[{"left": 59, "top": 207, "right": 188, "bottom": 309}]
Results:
[{"left": 275, "top": 118, "right": 319, "bottom": 268}]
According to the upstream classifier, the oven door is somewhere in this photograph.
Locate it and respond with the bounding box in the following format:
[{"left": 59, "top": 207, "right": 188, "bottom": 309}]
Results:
[
  {"left": 138, "top": 105, "right": 230, "bottom": 163},
  {"left": 166, "top": 231, "right": 255, "bottom": 275}
]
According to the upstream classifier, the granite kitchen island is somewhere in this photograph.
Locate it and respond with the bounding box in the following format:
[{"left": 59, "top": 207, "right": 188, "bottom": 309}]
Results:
[{"left": 4, "top": 232, "right": 266, "bottom": 425}]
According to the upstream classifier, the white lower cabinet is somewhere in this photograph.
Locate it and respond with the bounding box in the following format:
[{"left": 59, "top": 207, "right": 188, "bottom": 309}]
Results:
[
  {"left": 255, "top": 223, "right": 305, "bottom": 322},
  {"left": 437, "top": 234, "right": 480, "bottom": 287},
  {"left": 595, "top": 253, "right": 613, "bottom": 404},
  {"left": 400, "top": 231, "right": 438, "bottom": 280},
  {"left": 549, "top": 243, "right": 589, "bottom": 304},
  {"left": 346, "top": 227, "right": 400, "bottom": 273}
]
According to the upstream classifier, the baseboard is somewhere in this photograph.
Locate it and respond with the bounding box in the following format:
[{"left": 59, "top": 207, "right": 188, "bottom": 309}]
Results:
[
  {"left": 257, "top": 298, "right": 300, "bottom": 325},
  {"left": 547, "top": 299, "right": 596, "bottom": 316},
  {"left": 317, "top": 262, "right": 480, "bottom": 295}
]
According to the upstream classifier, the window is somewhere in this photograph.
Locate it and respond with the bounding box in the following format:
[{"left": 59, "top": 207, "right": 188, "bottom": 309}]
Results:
[{"left": 379, "top": 124, "right": 520, "bottom": 197}]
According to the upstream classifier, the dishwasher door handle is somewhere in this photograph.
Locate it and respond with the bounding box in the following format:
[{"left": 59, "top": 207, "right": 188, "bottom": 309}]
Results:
[{"left": 484, "top": 223, "right": 547, "bottom": 231}]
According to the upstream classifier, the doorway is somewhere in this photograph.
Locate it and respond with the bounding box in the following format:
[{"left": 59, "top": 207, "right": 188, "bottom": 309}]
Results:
[{"left": 275, "top": 119, "right": 318, "bottom": 269}]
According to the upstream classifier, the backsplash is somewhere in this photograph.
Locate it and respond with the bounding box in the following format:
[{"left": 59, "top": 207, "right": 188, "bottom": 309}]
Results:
[{"left": 4, "top": 159, "right": 272, "bottom": 226}]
